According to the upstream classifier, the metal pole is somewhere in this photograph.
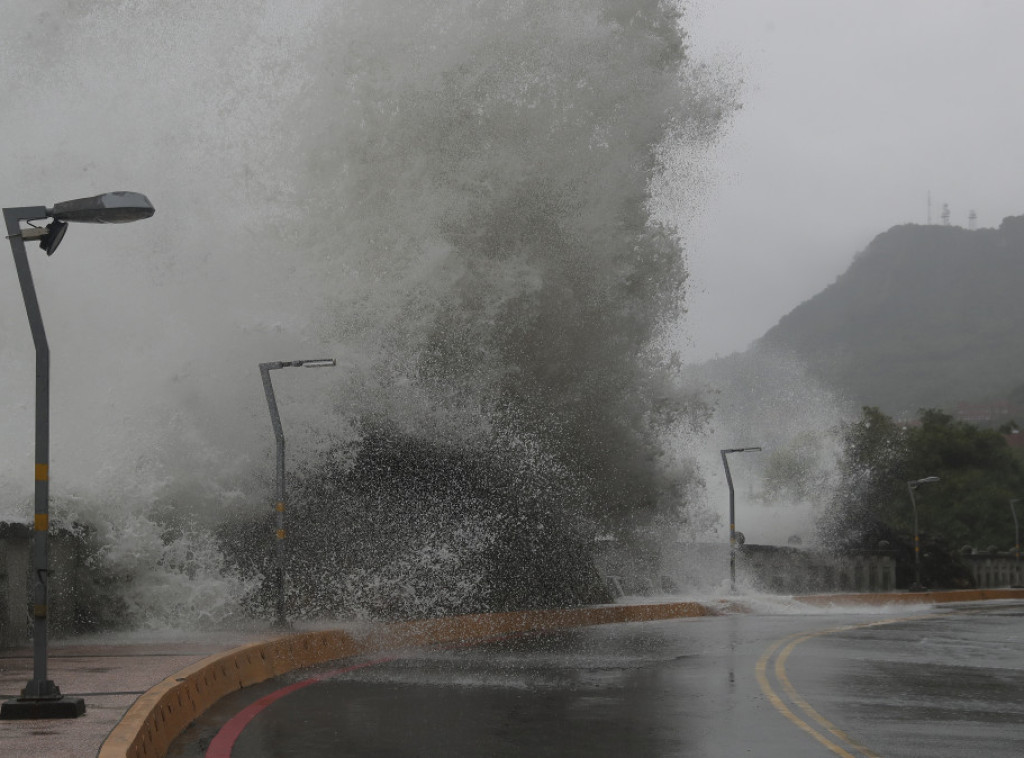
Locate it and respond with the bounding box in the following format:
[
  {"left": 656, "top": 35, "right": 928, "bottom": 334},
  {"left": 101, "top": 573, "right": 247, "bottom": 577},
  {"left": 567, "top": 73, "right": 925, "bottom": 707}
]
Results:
[
  {"left": 1011, "top": 500, "right": 1020, "bottom": 563},
  {"left": 720, "top": 447, "right": 760, "bottom": 594},
  {"left": 721, "top": 450, "right": 737, "bottom": 593},
  {"left": 258, "top": 359, "right": 334, "bottom": 628},
  {"left": 1011, "top": 500, "right": 1021, "bottom": 588},
  {"left": 2, "top": 207, "right": 84, "bottom": 718},
  {"left": 908, "top": 482, "right": 922, "bottom": 590},
  {"left": 259, "top": 363, "right": 288, "bottom": 629}
]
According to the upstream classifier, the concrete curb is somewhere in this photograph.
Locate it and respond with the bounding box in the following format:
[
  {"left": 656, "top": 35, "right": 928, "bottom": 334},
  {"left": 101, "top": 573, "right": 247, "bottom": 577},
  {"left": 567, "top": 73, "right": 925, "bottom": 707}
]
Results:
[
  {"left": 796, "top": 588, "right": 1024, "bottom": 607},
  {"left": 96, "top": 600, "right": 729, "bottom": 758}
]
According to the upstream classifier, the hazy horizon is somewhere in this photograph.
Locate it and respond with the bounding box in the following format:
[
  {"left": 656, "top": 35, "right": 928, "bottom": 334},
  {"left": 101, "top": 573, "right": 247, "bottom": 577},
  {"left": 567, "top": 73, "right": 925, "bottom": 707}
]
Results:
[{"left": 678, "top": 0, "right": 1024, "bottom": 362}]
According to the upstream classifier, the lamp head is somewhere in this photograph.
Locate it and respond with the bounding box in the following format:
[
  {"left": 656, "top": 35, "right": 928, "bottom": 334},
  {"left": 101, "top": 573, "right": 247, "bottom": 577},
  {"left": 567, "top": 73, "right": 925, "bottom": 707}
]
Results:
[
  {"left": 41, "top": 220, "right": 68, "bottom": 255},
  {"left": 261, "top": 359, "right": 337, "bottom": 371},
  {"left": 46, "top": 191, "right": 155, "bottom": 224}
]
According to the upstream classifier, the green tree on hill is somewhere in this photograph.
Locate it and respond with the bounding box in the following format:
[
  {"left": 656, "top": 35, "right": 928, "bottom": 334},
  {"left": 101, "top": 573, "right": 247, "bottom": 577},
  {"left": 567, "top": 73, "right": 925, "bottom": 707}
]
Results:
[{"left": 825, "top": 407, "right": 1024, "bottom": 587}]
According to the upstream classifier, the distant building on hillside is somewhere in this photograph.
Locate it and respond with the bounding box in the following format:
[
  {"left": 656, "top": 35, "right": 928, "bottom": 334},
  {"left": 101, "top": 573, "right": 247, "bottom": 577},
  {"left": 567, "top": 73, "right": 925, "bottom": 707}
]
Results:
[
  {"left": 954, "top": 400, "right": 1012, "bottom": 425},
  {"left": 1003, "top": 428, "right": 1024, "bottom": 452}
]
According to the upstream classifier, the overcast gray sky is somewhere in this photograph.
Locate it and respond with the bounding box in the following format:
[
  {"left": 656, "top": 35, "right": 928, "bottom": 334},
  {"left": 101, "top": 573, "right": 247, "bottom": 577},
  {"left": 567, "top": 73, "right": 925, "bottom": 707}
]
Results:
[{"left": 677, "top": 0, "right": 1024, "bottom": 362}]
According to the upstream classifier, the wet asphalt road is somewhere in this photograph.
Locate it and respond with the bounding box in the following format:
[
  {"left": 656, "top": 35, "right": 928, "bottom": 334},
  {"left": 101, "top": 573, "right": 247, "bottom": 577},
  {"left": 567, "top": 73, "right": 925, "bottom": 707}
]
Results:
[{"left": 168, "top": 601, "right": 1024, "bottom": 757}]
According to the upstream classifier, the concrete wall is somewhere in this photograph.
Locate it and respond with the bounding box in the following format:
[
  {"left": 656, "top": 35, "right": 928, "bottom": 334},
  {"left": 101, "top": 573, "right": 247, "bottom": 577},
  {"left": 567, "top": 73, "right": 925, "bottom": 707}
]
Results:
[
  {"left": 598, "top": 542, "right": 898, "bottom": 597},
  {"left": 5, "top": 527, "right": 1019, "bottom": 650},
  {"left": 0, "top": 523, "right": 32, "bottom": 649},
  {"left": 0, "top": 522, "right": 85, "bottom": 649},
  {"left": 740, "top": 547, "right": 896, "bottom": 595}
]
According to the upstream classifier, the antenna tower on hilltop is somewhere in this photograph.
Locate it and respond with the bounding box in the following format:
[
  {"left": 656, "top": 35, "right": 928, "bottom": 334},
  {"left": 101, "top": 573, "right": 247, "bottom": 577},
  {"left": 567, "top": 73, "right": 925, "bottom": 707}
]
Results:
[
  {"left": 968, "top": 209, "right": 977, "bottom": 230},
  {"left": 941, "top": 203, "right": 950, "bottom": 226}
]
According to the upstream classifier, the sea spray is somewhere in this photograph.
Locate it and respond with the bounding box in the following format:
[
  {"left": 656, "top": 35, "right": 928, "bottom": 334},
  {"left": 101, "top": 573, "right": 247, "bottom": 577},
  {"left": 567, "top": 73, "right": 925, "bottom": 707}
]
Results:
[
  {"left": 1, "top": 1, "right": 737, "bottom": 625},
  {"left": 651, "top": 346, "right": 851, "bottom": 594}
]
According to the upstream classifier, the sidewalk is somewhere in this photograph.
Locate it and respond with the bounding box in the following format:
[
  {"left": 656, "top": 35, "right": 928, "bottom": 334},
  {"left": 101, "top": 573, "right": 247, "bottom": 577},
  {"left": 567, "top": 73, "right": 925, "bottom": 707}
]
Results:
[{"left": 0, "top": 634, "right": 265, "bottom": 758}]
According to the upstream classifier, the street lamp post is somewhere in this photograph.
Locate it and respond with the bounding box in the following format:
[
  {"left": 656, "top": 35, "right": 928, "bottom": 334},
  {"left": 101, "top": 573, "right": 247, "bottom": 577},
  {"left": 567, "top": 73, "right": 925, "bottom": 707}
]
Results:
[
  {"left": 907, "top": 476, "right": 940, "bottom": 592},
  {"left": 1011, "top": 499, "right": 1022, "bottom": 588},
  {"left": 1, "top": 192, "right": 154, "bottom": 720},
  {"left": 721, "top": 446, "right": 762, "bottom": 593},
  {"left": 259, "top": 359, "right": 336, "bottom": 628}
]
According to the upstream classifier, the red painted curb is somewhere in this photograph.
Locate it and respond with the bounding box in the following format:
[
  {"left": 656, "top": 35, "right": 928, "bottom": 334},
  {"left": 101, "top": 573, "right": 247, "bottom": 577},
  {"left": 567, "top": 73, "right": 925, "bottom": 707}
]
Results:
[
  {"left": 205, "top": 677, "right": 315, "bottom": 758},
  {"left": 205, "top": 658, "right": 393, "bottom": 758}
]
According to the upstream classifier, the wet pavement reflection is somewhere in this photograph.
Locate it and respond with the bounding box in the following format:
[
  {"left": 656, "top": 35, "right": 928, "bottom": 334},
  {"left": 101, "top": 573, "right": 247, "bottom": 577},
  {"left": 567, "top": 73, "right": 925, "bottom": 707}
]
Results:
[{"left": 168, "top": 601, "right": 1024, "bottom": 757}]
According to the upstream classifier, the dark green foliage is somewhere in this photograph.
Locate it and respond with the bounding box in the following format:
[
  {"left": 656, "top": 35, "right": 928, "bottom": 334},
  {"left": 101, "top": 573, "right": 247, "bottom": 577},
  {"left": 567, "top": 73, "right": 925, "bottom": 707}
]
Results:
[
  {"left": 824, "top": 406, "right": 907, "bottom": 541},
  {"left": 826, "top": 406, "right": 1024, "bottom": 587}
]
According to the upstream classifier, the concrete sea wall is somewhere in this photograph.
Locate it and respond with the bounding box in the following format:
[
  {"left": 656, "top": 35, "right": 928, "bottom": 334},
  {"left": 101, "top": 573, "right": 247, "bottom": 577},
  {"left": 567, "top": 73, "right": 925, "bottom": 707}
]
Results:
[{"left": 0, "top": 523, "right": 90, "bottom": 649}]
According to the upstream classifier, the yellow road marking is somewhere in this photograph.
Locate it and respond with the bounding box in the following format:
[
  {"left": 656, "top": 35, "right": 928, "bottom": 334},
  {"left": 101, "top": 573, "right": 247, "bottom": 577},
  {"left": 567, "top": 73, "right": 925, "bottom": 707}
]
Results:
[
  {"left": 755, "top": 637, "right": 859, "bottom": 757},
  {"left": 758, "top": 615, "right": 939, "bottom": 758},
  {"left": 775, "top": 630, "right": 880, "bottom": 757}
]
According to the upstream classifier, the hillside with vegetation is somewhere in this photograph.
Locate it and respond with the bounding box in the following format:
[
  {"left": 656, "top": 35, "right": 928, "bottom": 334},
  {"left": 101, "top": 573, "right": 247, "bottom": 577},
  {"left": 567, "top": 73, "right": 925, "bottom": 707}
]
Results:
[{"left": 757, "top": 215, "right": 1024, "bottom": 417}]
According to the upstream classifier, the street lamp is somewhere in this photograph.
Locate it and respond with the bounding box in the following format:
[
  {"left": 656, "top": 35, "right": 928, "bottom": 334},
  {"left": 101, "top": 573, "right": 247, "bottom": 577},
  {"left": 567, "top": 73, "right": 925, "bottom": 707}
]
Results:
[
  {"left": 907, "top": 476, "right": 940, "bottom": 592},
  {"left": 721, "top": 446, "right": 762, "bottom": 593},
  {"left": 1, "top": 192, "right": 155, "bottom": 720},
  {"left": 259, "top": 359, "right": 336, "bottom": 628},
  {"left": 1011, "top": 499, "right": 1022, "bottom": 588}
]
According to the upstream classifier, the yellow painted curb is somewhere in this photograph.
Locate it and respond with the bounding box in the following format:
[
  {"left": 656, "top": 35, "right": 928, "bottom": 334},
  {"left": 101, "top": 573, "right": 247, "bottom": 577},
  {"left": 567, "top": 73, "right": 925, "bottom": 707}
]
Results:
[
  {"left": 97, "top": 601, "right": 726, "bottom": 758},
  {"left": 796, "top": 587, "right": 1024, "bottom": 607}
]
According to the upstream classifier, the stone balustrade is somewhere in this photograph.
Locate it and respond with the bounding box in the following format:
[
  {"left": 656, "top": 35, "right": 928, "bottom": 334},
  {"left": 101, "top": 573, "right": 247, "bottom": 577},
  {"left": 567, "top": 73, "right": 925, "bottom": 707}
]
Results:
[{"left": 963, "top": 553, "right": 1024, "bottom": 588}]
